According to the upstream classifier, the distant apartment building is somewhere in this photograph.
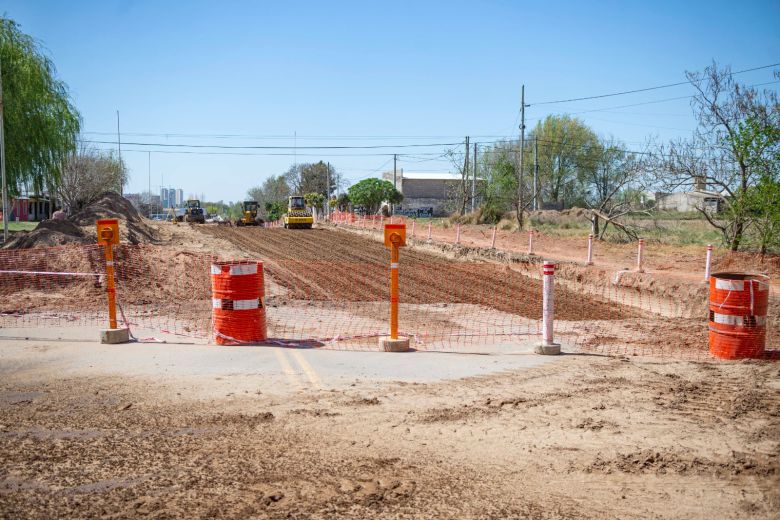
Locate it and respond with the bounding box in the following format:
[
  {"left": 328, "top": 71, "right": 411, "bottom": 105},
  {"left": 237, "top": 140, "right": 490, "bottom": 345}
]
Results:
[{"left": 160, "top": 187, "right": 183, "bottom": 209}]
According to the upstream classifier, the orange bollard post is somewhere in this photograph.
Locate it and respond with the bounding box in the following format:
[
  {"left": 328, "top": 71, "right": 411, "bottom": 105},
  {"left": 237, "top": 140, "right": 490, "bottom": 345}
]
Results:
[
  {"left": 96, "top": 219, "right": 128, "bottom": 344},
  {"left": 380, "top": 223, "right": 410, "bottom": 352}
]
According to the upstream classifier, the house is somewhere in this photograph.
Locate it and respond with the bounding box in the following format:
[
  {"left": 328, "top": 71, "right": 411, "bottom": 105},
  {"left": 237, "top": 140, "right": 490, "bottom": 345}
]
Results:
[
  {"left": 654, "top": 177, "right": 727, "bottom": 213},
  {"left": 2, "top": 196, "right": 55, "bottom": 221},
  {"left": 382, "top": 171, "right": 478, "bottom": 217}
]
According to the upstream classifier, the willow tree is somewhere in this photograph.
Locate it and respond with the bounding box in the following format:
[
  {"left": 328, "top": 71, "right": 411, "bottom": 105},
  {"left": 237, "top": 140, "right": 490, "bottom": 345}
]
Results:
[{"left": 1, "top": 17, "right": 80, "bottom": 198}]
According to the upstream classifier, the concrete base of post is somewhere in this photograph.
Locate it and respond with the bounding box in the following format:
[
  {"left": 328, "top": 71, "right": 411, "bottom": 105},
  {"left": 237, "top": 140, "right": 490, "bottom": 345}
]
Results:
[
  {"left": 585, "top": 261, "right": 594, "bottom": 266},
  {"left": 378, "top": 336, "right": 411, "bottom": 352},
  {"left": 534, "top": 342, "right": 561, "bottom": 355},
  {"left": 100, "top": 328, "right": 130, "bottom": 344}
]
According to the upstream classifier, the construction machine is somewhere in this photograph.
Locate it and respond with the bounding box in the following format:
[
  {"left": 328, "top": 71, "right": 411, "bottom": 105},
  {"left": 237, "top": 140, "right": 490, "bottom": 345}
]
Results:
[
  {"left": 283, "top": 195, "right": 313, "bottom": 229},
  {"left": 184, "top": 199, "right": 206, "bottom": 224},
  {"left": 235, "top": 200, "right": 262, "bottom": 227}
]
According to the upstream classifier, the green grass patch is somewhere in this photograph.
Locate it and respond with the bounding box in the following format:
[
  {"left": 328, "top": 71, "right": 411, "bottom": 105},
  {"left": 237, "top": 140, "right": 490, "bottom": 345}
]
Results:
[{"left": 6, "top": 221, "right": 37, "bottom": 232}]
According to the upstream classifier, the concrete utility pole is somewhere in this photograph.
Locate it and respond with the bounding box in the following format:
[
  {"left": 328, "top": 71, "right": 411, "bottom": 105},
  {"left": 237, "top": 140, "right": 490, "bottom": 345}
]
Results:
[
  {"left": 147, "top": 152, "right": 151, "bottom": 218},
  {"left": 471, "top": 142, "right": 477, "bottom": 212},
  {"left": 326, "top": 161, "right": 331, "bottom": 218},
  {"left": 116, "top": 110, "right": 122, "bottom": 196},
  {"left": 464, "top": 136, "right": 470, "bottom": 215},
  {"left": 0, "top": 59, "right": 8, "bottom": 243},
  {"left": 518, "top": 85, "right": 525, "bottom": 218},
  {"left": 392, "top": 154, "right": 397, "bottom": 215},
  {"left": 534, "top": 136, "right": 539, "bottom": 211}
]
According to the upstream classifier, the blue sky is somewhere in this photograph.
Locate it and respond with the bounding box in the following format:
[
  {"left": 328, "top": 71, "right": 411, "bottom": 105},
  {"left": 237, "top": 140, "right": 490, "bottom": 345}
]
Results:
[{"left": 4, "top": 0, "right": 780, "bottom": 202}]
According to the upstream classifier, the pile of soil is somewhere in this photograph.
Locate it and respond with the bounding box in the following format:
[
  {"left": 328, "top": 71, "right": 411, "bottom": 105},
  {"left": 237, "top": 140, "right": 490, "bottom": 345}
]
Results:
[
  {"left": 3, "top": 191, "right": 158, "bottom": 249},
  {"left": 2, "top": 219, "right": 90, "bottom": 249},
  {"left": 70, "top": 191, "right": 157, "bottom": 244}
]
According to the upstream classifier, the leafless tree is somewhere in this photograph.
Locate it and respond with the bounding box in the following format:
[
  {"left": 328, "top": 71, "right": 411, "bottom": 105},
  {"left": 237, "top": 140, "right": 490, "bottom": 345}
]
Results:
[
  {"left": 57, "top": 142, "right": 127, "bottom": 213},
  {"left": 657, "top": 62, "right": 779, "bottom": 250}
]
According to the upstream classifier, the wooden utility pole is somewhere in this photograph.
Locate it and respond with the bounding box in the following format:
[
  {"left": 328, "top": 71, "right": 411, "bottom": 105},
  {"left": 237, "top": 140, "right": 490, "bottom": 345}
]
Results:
[
  {"left": 534, "top": 136, "right": 539, "bottom": 211},
  {"left": 517, "top": 85, "right": 525, "bottom": 228},
  {"left": 463, "top": 136, "right": 470, "bottom": 215},
  {"left": 116, "top": 110, "right": 122, "bottom": 196},
  {"left": 0, "top": 59, "right": 7, "bottom": 243},
  {"left": 471, "top": 142, "right": 477, "bottom": 212},
  {"left": 326, "top": 161, "right": 331, "bottom": 218}
]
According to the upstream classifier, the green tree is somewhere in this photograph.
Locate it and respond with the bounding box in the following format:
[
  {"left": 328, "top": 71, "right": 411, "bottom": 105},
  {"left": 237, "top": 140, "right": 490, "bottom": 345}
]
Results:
[
  {"left": 529, "top": 115, "right": 600, "bottom": 208},
  {"left": 264, "top": 200, "right": 287, "bottom": 221},
  {"left": 247, "top": 174, "right": 290, "bottom": 218},
  {"left": 478, "top": 144, "right": 517, "bottom": 223},
  {"left": 0, "top": 18, "right": 81, "bottom": 197},
  {"left": 347, "top": 178, "right": 402, "bottom": 214},
  {"left": 304, "top": 192, "right": 326, "bottom": 216},
  {"left": 335, "top": 192, "right": 351, "bottom": 211}
]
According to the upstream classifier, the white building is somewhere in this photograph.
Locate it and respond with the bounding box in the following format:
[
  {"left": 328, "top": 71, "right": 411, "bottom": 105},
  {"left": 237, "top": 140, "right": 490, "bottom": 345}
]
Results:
[{"left": 382, "top": 171, "right": 478, "bottom": 217}]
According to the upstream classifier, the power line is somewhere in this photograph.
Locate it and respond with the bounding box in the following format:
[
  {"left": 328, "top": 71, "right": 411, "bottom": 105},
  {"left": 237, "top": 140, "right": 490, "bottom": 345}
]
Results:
[
  {"left": 530, "top": 62, "right": 780, "bottom": 106},
  {"left": 94, "top": 147, "right": 451, "bottom": 158},
  {"left": 84, "top": 139, "right": 461, "bottom": 150}
]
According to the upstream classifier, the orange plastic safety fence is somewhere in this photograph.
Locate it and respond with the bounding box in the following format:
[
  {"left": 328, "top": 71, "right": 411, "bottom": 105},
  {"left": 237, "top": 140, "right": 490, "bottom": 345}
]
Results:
[{"left": 1, "top": 229, "right": 776, "bottom": 360}]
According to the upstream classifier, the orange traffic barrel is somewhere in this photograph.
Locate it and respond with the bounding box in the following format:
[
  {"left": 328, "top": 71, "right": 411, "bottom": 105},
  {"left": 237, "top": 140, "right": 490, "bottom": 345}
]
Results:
[
  {"left": 211, "top": 260, "right": 267, "bottom": 345},
  {"left": 709, "top": 272, "right": 769, "bottom": 359}
]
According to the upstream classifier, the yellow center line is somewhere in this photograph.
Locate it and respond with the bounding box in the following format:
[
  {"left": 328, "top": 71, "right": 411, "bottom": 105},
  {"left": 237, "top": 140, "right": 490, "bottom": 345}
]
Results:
[
  {"left": 274, "top": 348, "right": 303, "bottom": 391},
  {"left": 290, "top": 349, "right": 325, "bottom": 390}
]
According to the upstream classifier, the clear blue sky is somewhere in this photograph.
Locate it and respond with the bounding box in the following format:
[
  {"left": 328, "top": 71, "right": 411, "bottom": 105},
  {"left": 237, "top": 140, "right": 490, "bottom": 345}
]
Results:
[{"left": 4, "top": 0, "right": 780, "bottom": 202}]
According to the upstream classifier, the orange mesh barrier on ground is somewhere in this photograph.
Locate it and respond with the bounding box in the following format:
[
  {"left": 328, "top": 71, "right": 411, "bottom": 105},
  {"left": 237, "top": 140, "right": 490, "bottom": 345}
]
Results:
[{"left": 1, "top": 226, "right": 776, "bottom": 360}]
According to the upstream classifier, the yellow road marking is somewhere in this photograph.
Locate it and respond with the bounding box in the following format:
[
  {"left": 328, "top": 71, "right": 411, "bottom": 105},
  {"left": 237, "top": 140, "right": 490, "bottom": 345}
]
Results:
[
  {"left": 290, "top": 350, "right": 325, "bottom": 390},
  {"left": 274, "top": 348, "right": 302, "bottom": 390}
]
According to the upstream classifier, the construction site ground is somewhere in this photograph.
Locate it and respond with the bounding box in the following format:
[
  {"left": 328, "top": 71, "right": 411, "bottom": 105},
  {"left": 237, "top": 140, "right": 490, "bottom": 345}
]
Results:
[{"left": 1, "top": 220, "right": 778, "bottom": 518}]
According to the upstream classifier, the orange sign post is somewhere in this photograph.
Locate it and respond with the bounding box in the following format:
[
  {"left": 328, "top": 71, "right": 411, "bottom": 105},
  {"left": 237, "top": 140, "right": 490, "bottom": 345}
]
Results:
[
  {"left": 380, "top": 223, "right": 410, "bottom": 352},
  {"left": 96, "top": 219, "right": 129, "bottom": 343}
]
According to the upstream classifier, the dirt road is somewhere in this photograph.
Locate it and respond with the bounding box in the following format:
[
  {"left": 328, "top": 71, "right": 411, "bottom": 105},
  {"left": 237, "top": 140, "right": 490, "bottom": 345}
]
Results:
[
  {"left": 198, "top": 226, "right": 632, "bottom": 321},
  {"left": 1, "top": 350, "right": 777, "bottom": 519}
]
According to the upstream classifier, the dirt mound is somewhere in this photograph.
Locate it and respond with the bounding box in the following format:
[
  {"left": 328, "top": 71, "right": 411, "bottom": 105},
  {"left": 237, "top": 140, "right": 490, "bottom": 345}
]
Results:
[
  {"left": 3, "top": 192, "right": 158, "bottom": 249},
  {"left": 69, "top": 191, "right": 143, "bottom": 226},
  {"left": 2, "top": 219, "right": 90, "bottom": 249},
  {"left": 69, "top": 191, "right": 157, "bottom": 245}
]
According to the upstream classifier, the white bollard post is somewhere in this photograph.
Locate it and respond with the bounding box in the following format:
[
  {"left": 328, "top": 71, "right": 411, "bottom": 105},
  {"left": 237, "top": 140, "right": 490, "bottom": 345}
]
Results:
[
  {"left": 636, "top": 238, "right": 645, "bottom": 273},
  {"left": 703, "top": 244, "right": 713, "bottom": 282},
  {"left": 411, "top": 220, "right": 415, "bottom": 238},
  {"left": 490, "top": 226, "right": 497, "bottom": 249},
  {"left": 528, "top": 230, "right": 535, "bottom": 255},
  {"left": 586, "top": 234, "right": 594, "bottom": 265},
  {"left": 535, "top": 261, "right": 561, "bottom": 355},
  {"left": 455, "top": 223, "right": 461, "bottom": 244},
  {"left": 427, "top": 222, "right": 432, "bottom": 242}
]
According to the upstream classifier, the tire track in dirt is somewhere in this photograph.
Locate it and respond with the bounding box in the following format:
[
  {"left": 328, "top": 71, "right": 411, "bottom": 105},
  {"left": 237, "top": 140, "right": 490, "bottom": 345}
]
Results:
[{"left": 198, "top": 227, "right": 633, "bottom": 321}]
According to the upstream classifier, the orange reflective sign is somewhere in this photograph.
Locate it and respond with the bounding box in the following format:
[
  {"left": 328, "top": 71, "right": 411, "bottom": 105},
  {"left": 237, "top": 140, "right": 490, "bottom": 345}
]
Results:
[
  {"left": 96, "top": 219, "right": 120, "bottom": 245},
  {"left": 384, "top": 223, "right": 406, "bottom": 248}
]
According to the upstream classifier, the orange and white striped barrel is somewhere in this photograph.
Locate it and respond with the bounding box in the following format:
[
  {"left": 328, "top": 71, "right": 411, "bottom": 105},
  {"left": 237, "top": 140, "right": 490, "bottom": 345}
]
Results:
[
  {"left": 709, "top": 272, "right": 769, "bottom": 359},
  {"left": 211, "top": 261, "right": 267, "bottom": 345}
]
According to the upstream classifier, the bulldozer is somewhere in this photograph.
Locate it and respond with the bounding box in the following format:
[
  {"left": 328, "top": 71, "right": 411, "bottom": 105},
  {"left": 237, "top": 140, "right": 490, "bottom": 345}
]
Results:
[
  {"left": 235, "top": 200, "right": 262, "bottom": 227},
  {"left": 183, "top": 199, "right": 206, "bottom": 224},
  {"left": 283, "top": 195, "right": 313, "bottom": 229}
]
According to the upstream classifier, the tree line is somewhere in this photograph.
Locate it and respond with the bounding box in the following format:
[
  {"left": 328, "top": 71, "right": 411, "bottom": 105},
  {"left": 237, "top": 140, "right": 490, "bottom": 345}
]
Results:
[
  {"left": 471, "top": 64, "right": 779, "bottom": 252},
  {"left": 2, "top": 14, "right": 776, "bottom": 252}
]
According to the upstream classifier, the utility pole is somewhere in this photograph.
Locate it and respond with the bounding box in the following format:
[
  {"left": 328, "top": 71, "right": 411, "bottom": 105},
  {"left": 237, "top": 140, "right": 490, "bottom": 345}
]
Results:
[
  {"left": 326, "top": 161, "right": 331, "bottom": 219},
  {"left": 116, "top": 110, "right": 122, "bottom": 196},
  {"left": 392, "top": 154, "right": 397, "bottom": 215},
  {"left": 534, "top": 136, "right": 539, "bottom": 211},
  {"left": 518, "top": 85, "right": 525, "bottom": 225},
  {"left": 0, "top": 59, "right": 7, "bottom": 243},
  {"left": 464, "top": 136, "right": 470, "bottom": 215},
  {"left": 471, "top": 142, "right": 477, "bottom": 212},
  {"left": 147, "top": 152, "right": 151, "bottom": 218}
]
